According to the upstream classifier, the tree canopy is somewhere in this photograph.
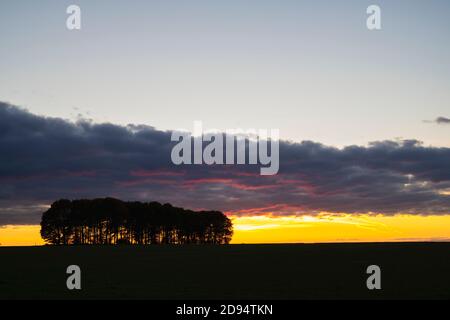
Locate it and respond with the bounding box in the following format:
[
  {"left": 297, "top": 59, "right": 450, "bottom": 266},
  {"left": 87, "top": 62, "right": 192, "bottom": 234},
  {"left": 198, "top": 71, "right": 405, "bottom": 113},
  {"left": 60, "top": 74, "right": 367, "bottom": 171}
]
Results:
[{"left": 40, "top": 198, "right": 233, "bottom": 245}]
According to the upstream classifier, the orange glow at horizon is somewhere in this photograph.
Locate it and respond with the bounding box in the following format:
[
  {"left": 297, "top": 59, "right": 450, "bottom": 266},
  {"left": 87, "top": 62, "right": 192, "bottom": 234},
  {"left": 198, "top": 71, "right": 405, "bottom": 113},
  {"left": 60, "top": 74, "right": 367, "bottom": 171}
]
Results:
[
  {"left": 230, "top": 214, "right": 450, "bottom": 243},
  {"left": 1, "top": 214, "right": 450, "bottom": 246},
  {"left": 0, "top": 225, "right": 44, "bottom": 246}
]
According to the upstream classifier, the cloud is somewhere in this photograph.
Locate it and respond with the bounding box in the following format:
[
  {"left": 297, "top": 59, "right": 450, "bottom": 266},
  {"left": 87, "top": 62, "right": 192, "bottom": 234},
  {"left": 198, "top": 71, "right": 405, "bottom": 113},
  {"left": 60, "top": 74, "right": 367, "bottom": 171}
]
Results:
[
  {"left": 1, "top": 101, "right": 450, "bottom": 225},
  {"left": 436, "top": 117, "right": 450, "bottom": 124},
  {"left": 425, "top": 117, "right": 450, "bottom": 124}
]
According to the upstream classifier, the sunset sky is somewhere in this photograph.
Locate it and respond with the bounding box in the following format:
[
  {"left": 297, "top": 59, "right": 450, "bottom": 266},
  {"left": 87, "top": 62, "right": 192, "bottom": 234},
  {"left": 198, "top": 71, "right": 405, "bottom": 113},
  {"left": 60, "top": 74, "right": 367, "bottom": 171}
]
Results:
[{"left": 1, "top": 0, "right": 450, "bottom": 246}]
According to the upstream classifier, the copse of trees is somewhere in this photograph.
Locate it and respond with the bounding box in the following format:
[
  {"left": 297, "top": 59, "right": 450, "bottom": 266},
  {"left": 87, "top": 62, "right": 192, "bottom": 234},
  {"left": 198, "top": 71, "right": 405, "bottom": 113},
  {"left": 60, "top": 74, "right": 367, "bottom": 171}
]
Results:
[{"left": 40, "top": 198, "right": 233, "bottom": 245}]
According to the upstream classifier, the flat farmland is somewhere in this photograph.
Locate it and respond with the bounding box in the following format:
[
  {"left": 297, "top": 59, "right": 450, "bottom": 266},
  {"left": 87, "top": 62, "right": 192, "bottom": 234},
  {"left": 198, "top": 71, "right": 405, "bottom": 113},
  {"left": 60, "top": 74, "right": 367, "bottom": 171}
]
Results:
[{"left": 0, "top": 243, "right": 449, "bottom": 299}]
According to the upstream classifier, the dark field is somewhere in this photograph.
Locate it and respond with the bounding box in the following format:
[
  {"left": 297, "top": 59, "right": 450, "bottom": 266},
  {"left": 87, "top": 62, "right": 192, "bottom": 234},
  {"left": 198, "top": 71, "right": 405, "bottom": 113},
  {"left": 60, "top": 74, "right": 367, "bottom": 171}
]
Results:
[{"left": 0, "top": 243, "right": 449, "bottom": 299}]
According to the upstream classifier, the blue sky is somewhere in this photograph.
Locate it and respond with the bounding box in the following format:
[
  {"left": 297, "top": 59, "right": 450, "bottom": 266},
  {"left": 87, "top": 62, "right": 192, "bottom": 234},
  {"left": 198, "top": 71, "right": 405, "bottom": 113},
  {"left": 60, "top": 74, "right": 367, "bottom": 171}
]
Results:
[{"left": 0, "top": 0, "right": 449, "bottom": 147}]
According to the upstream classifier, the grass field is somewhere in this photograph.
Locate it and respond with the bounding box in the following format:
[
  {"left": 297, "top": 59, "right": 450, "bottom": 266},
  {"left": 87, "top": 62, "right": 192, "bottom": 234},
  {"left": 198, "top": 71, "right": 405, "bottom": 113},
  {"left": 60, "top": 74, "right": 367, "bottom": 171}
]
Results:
[{"left": 0, "top": 243, "right": 449, "bottom": 299}]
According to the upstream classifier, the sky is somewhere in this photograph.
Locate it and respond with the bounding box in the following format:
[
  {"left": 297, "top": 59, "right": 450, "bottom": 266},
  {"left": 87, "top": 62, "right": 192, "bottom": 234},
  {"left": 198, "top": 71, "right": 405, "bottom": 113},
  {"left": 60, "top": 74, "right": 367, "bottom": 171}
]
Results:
[
  {"left": 1, "top": 0, "right": 450, "bottom": 146},
  {"left": 0, "top": 1, "right": 450, "bottom": 245}
]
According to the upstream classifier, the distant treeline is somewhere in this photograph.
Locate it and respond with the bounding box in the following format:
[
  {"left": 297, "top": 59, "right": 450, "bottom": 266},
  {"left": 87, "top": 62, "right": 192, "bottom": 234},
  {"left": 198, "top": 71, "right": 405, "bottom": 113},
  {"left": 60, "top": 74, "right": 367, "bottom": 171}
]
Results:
[{"left": 40, "top": 198, "right": 233, "bottom": 245}]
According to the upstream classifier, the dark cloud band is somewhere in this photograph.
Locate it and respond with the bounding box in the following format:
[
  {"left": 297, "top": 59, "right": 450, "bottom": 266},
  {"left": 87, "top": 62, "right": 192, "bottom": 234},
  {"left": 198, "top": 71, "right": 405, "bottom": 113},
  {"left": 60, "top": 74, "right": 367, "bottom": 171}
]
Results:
[{"left": 1, "top": 101, "right": 450, "bottom": 225}]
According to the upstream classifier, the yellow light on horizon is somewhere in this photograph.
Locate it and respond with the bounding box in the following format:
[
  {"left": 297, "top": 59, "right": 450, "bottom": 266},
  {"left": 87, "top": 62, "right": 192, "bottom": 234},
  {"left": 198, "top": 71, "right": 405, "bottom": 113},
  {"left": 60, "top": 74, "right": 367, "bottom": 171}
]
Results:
[
  {"left": 230, "top": 214, "right": 450, "bottom": 244},
  {"left": 1, "top": 214, "right": 450, "bottom": 246},
  {"left": 0, "top": 225, "right": 44, "bottom": 247}
]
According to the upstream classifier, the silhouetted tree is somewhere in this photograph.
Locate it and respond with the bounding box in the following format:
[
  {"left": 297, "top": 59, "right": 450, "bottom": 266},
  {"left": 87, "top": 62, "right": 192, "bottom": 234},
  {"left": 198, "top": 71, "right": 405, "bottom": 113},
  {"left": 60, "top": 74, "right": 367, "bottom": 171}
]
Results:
[{"left": 40, "top": 198, "right": 233, "bottom": 245}]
